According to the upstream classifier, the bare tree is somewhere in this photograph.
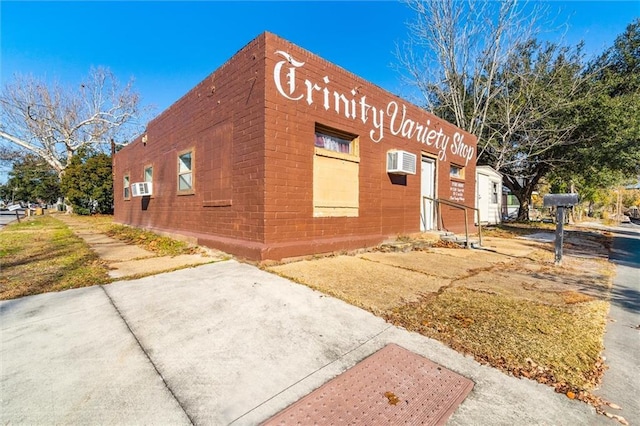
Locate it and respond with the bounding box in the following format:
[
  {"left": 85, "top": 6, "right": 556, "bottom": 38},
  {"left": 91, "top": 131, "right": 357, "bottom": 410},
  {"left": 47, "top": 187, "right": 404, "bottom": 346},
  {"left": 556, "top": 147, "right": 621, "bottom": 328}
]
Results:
[
  {"left": 397, "top": 0, "right": 593, "bottom": 220},
  {"left": 0, "top": 67, "right": 143, "bottom": 178},
  {"left": 0, "top": 145, "right": 21, "bottom": 163},
  {"left": 482, "top": 40, "right": 593, "bottom": 219},
  {"left": 398, "top": 0, "right": 548, "bottom": 140}
]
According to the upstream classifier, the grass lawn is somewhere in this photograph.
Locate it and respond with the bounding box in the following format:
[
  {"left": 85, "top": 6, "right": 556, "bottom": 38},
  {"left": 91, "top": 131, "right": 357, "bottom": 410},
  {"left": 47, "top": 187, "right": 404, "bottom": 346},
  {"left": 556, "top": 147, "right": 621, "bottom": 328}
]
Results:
[
  {"left": 384, "top": 287, "right": 609, "bottom": 396},
  {"left": 0, "top": 214, "right": 201, "bottom": 301},
  {"left": 105, "top": 223, "right": 196, "bottom": 256},
  {"left": 0, "top": 215, "right": 110, "bottom": 300}
]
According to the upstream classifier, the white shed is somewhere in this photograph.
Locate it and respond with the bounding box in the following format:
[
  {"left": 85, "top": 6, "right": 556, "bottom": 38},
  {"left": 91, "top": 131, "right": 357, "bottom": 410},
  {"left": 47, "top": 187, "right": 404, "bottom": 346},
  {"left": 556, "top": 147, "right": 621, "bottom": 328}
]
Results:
[{"left": 476, "top": 166, "right": 502, "bottom": 225}]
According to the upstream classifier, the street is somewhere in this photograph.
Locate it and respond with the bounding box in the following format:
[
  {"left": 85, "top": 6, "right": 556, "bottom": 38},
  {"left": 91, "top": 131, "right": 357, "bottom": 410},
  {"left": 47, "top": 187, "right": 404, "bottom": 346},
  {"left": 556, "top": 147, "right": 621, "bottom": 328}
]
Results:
[
  {"left": 595, "top": 222, "right": 640, "bottom": 423},
  {"left": 0, "top": 210, "right": 24, "bottom": 228}
]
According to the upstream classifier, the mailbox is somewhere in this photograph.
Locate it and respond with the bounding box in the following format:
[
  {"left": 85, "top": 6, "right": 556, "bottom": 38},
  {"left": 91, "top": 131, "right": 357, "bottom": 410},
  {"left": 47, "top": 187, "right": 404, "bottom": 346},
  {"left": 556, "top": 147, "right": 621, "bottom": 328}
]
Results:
[{"left": 543, "top": 193, "right": 579, "bottom": 208}]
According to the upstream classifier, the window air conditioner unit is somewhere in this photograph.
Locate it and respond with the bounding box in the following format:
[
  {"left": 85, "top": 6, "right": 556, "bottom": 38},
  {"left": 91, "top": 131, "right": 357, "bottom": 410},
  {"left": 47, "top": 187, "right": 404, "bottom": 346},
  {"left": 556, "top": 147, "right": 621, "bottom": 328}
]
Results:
[
  {"left": 387, "top": 150, "right": 417, "bottom": 175},
  {"left": 131, "top": 182, "right": 153, "bottom": 197}
]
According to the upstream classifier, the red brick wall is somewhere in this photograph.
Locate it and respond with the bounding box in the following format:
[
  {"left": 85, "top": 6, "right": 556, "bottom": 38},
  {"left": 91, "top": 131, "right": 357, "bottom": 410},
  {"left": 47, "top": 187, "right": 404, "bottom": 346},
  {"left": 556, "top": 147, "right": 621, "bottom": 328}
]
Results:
[
  {"left": 113, "top": 35, "right": 268, "bottom": 258},
  {"left": 261, "top": 33, "right": 477, "bottom": 259},
  {"left": 114, "top": 32, "right": 477, "bottom": 260}
]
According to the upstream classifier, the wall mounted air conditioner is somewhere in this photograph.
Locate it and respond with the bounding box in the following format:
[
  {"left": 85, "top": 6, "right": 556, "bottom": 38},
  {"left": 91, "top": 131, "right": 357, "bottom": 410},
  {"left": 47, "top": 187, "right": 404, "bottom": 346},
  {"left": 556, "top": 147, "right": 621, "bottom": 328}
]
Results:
[
  {"left": 131, "top": 182, "right": 153, "bottom": 197},
  {"left": 387, "top": 150, "right": 417, "bottom": 175}
]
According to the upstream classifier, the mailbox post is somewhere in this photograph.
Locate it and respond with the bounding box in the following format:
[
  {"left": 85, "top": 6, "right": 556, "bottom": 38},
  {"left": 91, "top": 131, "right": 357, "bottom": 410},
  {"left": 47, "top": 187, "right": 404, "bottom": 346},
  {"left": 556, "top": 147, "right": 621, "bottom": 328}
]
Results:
[
  {"left": 543, "top": 194, "right": 579, "bottom": 265},
  {"left": 8, "top": 204, "right": 22, "bottom": 223}
]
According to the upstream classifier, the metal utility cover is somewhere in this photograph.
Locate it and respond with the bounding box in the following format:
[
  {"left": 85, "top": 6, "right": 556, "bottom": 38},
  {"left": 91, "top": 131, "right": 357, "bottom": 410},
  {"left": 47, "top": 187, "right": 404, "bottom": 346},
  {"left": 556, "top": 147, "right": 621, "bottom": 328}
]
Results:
[{"left": 262, "top": 343, "right": 474, "bottom": 425}]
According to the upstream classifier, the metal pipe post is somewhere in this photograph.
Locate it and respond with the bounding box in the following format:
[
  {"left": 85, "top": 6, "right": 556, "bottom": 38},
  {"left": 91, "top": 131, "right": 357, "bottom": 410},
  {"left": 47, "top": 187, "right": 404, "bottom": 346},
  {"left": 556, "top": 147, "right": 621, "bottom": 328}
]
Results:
[{"left": 554, "top": 206, "right": 564, "bottom": 264}]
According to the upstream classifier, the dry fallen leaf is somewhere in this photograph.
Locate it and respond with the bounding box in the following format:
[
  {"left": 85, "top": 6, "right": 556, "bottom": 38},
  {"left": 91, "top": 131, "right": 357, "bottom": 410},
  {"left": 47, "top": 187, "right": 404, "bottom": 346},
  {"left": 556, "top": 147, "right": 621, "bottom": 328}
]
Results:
[
  {"left": 611, "top": 414, "right": 629, "bottom": 425},
  {"left": 384, "top": 391, "right": 400, "bottom": 406}
]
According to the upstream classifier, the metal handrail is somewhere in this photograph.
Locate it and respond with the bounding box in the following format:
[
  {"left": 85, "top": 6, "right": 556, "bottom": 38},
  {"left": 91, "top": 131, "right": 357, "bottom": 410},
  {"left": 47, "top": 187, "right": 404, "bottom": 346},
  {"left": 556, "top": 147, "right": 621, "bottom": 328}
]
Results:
[{"left": 423, "top": 196, "right": 482, "bottom": 248}]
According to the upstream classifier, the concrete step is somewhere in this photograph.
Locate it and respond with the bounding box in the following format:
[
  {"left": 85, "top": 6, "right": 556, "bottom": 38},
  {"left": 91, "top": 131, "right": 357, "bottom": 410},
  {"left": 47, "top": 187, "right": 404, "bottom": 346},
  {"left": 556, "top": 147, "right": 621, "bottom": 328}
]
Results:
[
  {"left": 440, "top": 234, "right": 481, "bottom": 249},
  {"left": 378, "top": 231, "right": 480, "bottom": 252}
]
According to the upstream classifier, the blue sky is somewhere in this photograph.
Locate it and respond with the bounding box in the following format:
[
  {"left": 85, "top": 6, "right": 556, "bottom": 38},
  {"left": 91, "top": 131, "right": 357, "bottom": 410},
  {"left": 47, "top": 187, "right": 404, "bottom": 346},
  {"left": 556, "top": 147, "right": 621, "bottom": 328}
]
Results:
[{"left": 0, "top": 1, "right": 638, "bottom": 181}]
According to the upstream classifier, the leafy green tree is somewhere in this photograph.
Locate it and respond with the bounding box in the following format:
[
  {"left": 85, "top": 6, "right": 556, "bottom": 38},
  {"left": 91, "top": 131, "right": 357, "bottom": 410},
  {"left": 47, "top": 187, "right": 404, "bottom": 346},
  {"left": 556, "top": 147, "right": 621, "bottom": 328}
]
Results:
[
  {"left": 398, "top": 0, "right": 596, "bottom": 221},
  {"left": 400, "top": 1, "right": 638, "bottom": 222},
  {"left": 60, "top": 153, "right": 113, "bottom": 215},
  {"left": 1, "top": 154, "right": 61, "bottom": 204},
  {"left": 550, "top": 19, "right": 640, "bottom": 212},
  {"left": 479, "top": 39, "right": 591, "bottom": 220}
]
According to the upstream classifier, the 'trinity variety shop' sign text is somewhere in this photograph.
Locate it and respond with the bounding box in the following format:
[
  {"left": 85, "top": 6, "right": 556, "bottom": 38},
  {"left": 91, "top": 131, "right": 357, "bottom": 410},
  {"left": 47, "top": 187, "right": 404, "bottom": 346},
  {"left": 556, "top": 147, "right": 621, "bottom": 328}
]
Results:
[{"left": 273, "top": 51, "right": 475, "bottom": 165}]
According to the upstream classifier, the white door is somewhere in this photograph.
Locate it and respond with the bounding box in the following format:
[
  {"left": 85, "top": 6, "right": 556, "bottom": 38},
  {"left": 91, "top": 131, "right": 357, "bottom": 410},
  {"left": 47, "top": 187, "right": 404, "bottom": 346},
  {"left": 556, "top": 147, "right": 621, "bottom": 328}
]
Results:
[
  {"left": 420, "top": 157, "right": 435, "bottom": 231},
  {"left": 477, "top": 173, "right": 490, "bottom": 223}
]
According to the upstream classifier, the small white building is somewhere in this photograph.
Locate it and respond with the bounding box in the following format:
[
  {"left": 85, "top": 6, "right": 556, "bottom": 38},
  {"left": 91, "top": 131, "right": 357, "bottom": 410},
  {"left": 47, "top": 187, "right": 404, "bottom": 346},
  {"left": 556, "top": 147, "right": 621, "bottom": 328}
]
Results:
[{"left": 476, "top": 166, "right": 502, "bottom": 225}]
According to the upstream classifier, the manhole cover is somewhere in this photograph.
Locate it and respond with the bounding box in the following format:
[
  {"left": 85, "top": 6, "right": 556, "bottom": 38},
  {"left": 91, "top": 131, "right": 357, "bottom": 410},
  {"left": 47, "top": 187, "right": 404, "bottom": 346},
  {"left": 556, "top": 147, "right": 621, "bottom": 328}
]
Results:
[{"left": 263, "top": 343, "right": 474, "bottom": 425}]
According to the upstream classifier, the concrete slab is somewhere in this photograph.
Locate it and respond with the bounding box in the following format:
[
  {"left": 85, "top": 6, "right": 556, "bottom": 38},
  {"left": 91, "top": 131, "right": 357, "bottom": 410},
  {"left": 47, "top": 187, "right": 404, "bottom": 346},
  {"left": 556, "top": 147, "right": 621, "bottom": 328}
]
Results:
[
  {"left": 359, "top": 251, "right": 499, "bottom": 278},
  {"left": 94, "top": 242, "right": 156, "bottom": 262},
  {"left": 103, "top": 260, "right": 392, "bottom": 425},
  {"left": 52, "top": 214, "right": 221, "bottom": 277},
  {"left": 0, "top": 286, "right": 190, "bottom": 425},
  {"left": 74, "top": 233, "right": 117, "bottom": 243},
  {"left": 108, "top": 254, "right": 215, "bottom": 278},
  {"left": 521, "top": 232, "right": 556, "bottom": 243},
  {"left": 106, "top": 261, "right": 600, "bottom": 425},
  {"left": 1, "top": 259, "right": 608, "bottom": 425},
  {"left": 69, "top": 229, "right": 156, "bottom": 262}
]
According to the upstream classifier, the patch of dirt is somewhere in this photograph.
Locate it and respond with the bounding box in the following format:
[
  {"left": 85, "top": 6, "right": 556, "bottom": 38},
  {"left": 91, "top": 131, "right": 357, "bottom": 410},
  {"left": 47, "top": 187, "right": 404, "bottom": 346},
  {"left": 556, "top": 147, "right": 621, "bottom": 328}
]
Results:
[
  {"left": 482, "top": 236, "right": 546, "bottom": 258},
  {"left": 456, "top": 256, "right": 614, "bottom": 306},
  {"left": 358, "top": 251, "right": 501, "bottom": 279}
]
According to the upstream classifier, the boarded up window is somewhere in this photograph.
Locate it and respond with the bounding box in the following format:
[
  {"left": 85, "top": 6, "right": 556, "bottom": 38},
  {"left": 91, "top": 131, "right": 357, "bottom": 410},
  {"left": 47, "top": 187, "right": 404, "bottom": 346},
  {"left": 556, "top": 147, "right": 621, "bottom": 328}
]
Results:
[
  {"left": 202, "top": 121, "right": 233, "bottom": 207},
  {"left": 313, "top": 125, "right": 359, "bottom": 217}
]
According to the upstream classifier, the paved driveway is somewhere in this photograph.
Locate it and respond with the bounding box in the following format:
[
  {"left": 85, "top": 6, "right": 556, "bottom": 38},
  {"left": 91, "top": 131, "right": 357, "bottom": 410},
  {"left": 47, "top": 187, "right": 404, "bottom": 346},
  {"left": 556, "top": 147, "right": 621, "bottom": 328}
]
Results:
[{"left": 1, "top": 260, "right": 602, "bottom": 425}]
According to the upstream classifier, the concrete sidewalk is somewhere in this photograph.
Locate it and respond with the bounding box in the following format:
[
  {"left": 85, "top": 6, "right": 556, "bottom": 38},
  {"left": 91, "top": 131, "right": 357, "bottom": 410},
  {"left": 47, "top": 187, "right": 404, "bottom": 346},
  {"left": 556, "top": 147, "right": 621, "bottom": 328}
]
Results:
[
  {"left": 55, "top": 214, "right": 226, "bottom": 279},
  {"left": 1, "top": 260, "right": 605, "bottom": 425}
]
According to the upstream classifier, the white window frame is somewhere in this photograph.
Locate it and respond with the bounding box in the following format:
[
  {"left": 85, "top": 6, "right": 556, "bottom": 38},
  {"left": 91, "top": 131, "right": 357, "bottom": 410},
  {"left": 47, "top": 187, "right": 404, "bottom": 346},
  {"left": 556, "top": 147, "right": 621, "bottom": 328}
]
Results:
[
  {"left": 177, "top": 150, "right": 194, "bottom": 194},
  {"left": 123, "top": 175, "right": 131, "bottom": 200},
  {"left": 144, "top": 165, "right": 153, "bottom": 183}
]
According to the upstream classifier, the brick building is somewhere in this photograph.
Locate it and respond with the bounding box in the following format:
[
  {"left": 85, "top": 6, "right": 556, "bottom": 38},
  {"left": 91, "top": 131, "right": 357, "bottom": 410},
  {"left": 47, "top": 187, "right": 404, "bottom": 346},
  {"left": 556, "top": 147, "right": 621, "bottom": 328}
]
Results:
[{"left": 113, "top": 32, "right": 478, "bottom": 260}]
